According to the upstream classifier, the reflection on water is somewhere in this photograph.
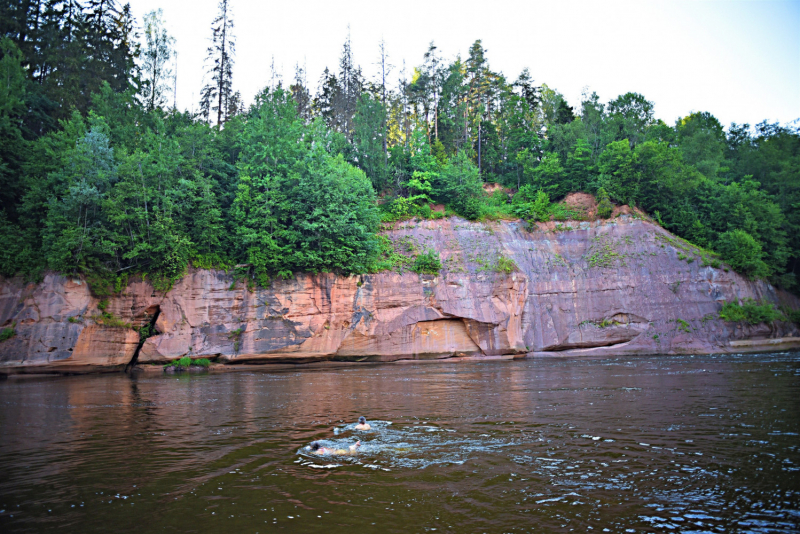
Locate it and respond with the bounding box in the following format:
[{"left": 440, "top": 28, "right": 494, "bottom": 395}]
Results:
[{"left": 0, "top": 353, "right": 799, "bottom": 533}]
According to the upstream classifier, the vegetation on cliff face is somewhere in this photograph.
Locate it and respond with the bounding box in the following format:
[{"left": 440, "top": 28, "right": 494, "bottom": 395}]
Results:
[
  {"left": 718, "top": 299, "right": 792, "bottom": 325},
  {"left": 0, "top": 2, "right": 798, "bottom": 293}
]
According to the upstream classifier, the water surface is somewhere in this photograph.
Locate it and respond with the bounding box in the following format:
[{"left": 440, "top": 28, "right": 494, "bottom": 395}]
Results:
[{"left": 1, "top": 354, "right": 799, "bottom": 533}]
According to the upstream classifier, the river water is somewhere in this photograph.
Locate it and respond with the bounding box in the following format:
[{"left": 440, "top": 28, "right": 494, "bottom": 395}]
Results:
[{"left": 0, "top": 353, "right": 799, "bottom": 533}]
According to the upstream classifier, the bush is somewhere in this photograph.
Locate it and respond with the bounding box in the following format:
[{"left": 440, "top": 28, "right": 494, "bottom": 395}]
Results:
[
  {"left": 418, "top": 203, "right": 432, "bottom": 219},
  {"left": 388, "top": 196, "right": 415, "bottom": 220},
  {"left": 715, "top": 230, "right": 770, "bottom": 279},
  {"left": 164, "top": 356, "right": 210, "bottom": 368},
  {"left": 530, "top": 190, "right": 551, "bottom": 222},
  {"left": 512, "top": 187, "right": 550, "bottom": 222},
  {"left": 495, "top": 256, "right": 517, "bottom": 274},
  {"left": 718, "top": 299, "right": 783, "bottom": 324},
  {"left": 94, "top": 311, "right": 132, "bottom": 329},
  {"left": 475, "top": 190, "right": 515, "bottom": 221},
  {"left": 596, "top": 188, "right": 613, "bottom": 219},
  {"left": 0, "top": 324, "right": 15, "bottom": 342},
  {"left": 412, "top": 249, "right": 442, "bottom": 274},
  {"left": 782, "top": 307, "right": 800, "bottom": 325},
  {"left": 456, "top": 196, "right": 483, "bottom": 221}
]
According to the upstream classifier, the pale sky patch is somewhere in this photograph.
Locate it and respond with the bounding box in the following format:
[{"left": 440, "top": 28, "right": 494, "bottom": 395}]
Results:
[{"left": 126, "top": 0, "right": 800, "bottom": 128}]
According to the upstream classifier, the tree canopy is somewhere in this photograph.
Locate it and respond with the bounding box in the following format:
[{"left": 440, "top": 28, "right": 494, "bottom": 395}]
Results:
[{"left": 0, "top": 3, "right": 798, "bottom": 294}]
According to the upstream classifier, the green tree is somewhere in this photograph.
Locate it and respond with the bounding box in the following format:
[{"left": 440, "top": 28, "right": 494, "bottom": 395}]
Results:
[
  {"left": 676, "top": 112, "right": 726, "bottom": 178},
  {"left": 43, "top": 117, "right": 117, "bottom": 274},
  {"left": 353, "top": 92, "right": 388, "bottom": 190},
  {"left": 435, "top": 150, "right": 482, "bottom": 217},
  {"left": 200, "top": 0, "right": 236, "bottom": 127},
  {"left": 141, "top": 9, "right": 175, "bottom": 112},
  {"left": 606, "top": 92, "right": 654, "bottom": 148},
  {"left": 287, "top": 147, "right": 379, "bottom": 274},
  {"left": 0, "top": 38, "right": 28, "bottom": 217},
  {"left": 595, "top": 139, "right": 637, "bottom": 203},
  {"left": 529, "top": 152, "right": 566, "bottom": 198},
  {"left": 565, "top": 138, "right": 594, "bottom": 193}
]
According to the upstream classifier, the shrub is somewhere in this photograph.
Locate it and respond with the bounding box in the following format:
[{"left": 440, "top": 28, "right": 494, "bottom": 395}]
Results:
[
  {"left": 550, "top": 203, "right": 581, "bottom": 221},
  {"left": 719, "top": 299, "right": 783, "bottom": 324},
  {"left": 190, "top": 253, "right": 232, "bottom": 271},
  {"left": 137, "top": 322, "right": 157, "bottom": 342},
  {"left": 164, "top": 356, "right": 192, "bottom": 369},
  {"left": 228, "top": 327, "right": 245, "bottom": 338},
  {"left": 596, "top": 187, "right": 613, "bottom": 219},
  {"left": 457, "top": 196, "right": 483, "bottom": 220},
  {"left": 782, "top": 307, "right": 800, "bottom": 325},
  {"left": 0, "top": 324, "right": 15, "bottom": 342},
  {"left": 531, "top": 190, "right": 551, "bottom": 222},
  {"left": 228, "top": 326, "right": 246, "bottom": 353},
  {"left": 418, "top": 204, "right": 432, "bottom": 219},
  {"left": 412, "top": 249, "right": 442, "bottom": 274},
  {"left": 388, "top": 196, "right": 415, "bottom": 220},
  {"left": 715, "top": 230, "right": 770, "bottom": 279},
  {"left": 495, "top": 255, "right": 517, "bottom": 274},
  {"left": 164, "top": 356, "right": 210, "bottom": 368},
  {"left": 95, "top": 312, "right": 131, "bottom": 329}
]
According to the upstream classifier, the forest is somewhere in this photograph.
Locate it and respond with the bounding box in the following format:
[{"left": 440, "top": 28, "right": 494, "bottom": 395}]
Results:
[{"left": 0, "top": 0, "right": 798, "bottom": 295}]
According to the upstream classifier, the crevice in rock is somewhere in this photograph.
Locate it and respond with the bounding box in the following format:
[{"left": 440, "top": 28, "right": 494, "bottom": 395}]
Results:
[
  {"left": 126, "top": 305, "right": 161, "bottom": 372},
  {"left": 542, "top": 337, "right": 636, "bottom": 352}
]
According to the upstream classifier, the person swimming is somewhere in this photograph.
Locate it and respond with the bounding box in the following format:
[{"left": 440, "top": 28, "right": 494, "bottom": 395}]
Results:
[
  {"left": 308, "top": 440, "right": 361, "bottom": 456},
  {"left": 355, "top": 416, "right": 371, "bottom": 431}
]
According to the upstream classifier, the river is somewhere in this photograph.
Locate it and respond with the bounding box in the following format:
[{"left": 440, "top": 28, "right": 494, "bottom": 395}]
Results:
[{"left": 0, "top": 353, "right": 798, "bottom": 533}]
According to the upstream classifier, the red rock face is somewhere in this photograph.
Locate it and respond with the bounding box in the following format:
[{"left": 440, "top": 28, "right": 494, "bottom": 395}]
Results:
[{"left": 1, "top": 216, "right": 798, "bottom": 373}]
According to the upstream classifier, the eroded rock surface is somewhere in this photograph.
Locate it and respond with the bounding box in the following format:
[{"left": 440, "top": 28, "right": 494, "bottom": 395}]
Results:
[{"left": 1, "top": 217, "right": 798, "bottom": 373}]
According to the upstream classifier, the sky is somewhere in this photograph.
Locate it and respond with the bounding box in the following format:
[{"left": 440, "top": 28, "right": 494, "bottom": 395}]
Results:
[{"left": 126, "top": 0, "right": 800, "bottom": 129}]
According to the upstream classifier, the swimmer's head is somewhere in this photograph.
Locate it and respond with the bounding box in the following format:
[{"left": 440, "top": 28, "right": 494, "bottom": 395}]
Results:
[
  {"left": 358, "top": 416, "right": 366, "bottom": 424},
  {"left": 309, "top": 442, "right": 321, "bottom": 451}
]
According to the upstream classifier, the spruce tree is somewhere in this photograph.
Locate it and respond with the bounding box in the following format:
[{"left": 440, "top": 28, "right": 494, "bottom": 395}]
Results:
[
  {"left": 199, "top": 0, "right": 235, "bottom": 127},
  {"left": 331, "top": 30, "right": 362, "bottom": 140},
  {"left": 290, "top": 62, "right": 312, "bottom": 122}
]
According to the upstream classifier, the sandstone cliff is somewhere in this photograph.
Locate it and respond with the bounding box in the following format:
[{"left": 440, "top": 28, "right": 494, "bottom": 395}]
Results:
[{"left": 1, "top": 216, "right": 798, "bottom": 374}]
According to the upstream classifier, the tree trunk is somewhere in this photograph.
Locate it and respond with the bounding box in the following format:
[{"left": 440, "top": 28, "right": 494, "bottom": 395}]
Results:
[{"left": 478, "top": 123, "right": 481, "bottom": 175}]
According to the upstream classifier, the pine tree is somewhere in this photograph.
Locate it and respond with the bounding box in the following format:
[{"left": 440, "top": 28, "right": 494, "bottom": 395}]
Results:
[{"left": 199, "top": 0, "right": 235, "bottom": 127}]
